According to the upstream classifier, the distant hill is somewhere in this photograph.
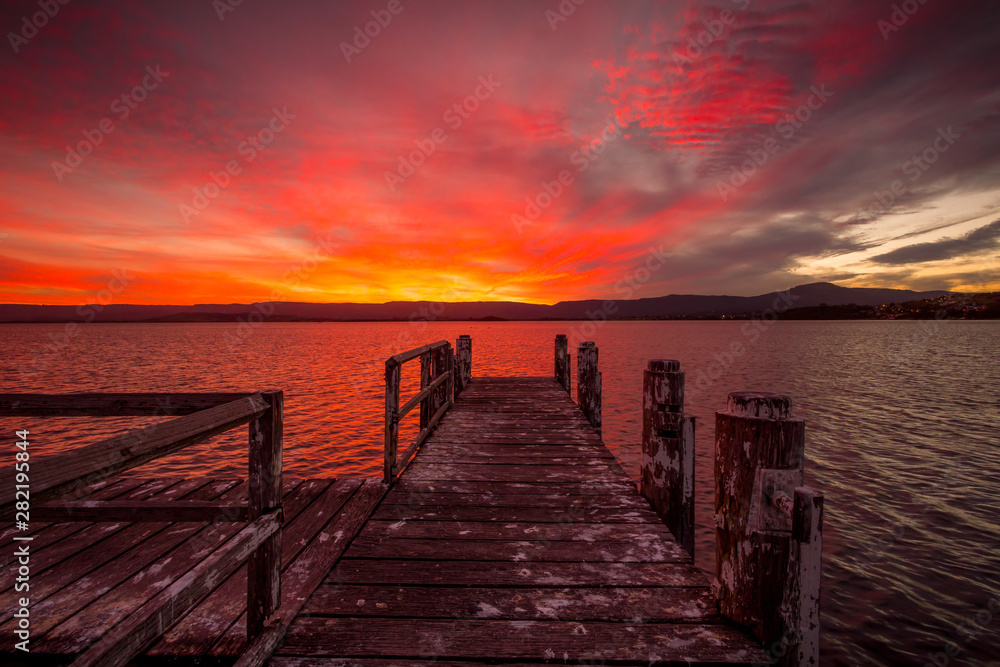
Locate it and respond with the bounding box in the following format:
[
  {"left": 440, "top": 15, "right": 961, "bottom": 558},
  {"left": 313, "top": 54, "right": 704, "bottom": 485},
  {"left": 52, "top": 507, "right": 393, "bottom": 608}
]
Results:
[{"left": 0, "top": 282, "right": 954, "bottom": 323}]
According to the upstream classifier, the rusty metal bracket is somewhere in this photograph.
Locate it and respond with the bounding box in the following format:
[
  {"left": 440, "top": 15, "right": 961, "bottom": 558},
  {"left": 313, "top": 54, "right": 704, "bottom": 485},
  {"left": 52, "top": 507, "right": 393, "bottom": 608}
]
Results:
[{"left": 749, "top": 467, "right": 803, "bottom": 533}]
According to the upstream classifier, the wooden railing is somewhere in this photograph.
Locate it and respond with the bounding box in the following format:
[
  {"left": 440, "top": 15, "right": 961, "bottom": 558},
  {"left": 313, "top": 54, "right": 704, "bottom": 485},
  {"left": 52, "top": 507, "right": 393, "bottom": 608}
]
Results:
[
  {"left": 384, "top": 340, "right": 455, "bottom": 483},
  {"left": 0, "top": 391, "right": 284, "bottom": 667}
]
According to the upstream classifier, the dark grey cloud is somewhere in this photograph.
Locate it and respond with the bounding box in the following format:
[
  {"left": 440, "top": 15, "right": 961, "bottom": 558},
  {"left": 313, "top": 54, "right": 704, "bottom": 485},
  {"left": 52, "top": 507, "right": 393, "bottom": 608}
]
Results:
[{"left": 870, "top": 219, "right": 1000, "bottom": 265}]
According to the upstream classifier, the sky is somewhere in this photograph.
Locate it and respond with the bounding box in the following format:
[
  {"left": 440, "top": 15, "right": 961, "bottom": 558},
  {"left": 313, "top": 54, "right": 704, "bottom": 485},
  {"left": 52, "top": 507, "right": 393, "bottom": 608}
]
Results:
[{"left": 1, "top": 0, "right": 999, "bottom": 306}]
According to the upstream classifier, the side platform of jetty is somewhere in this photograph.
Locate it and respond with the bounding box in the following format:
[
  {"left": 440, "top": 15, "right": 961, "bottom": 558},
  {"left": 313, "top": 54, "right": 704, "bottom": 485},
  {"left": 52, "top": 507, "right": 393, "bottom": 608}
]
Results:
[{"left": 0, "top": 334, "right": 823, "bottom": 666}]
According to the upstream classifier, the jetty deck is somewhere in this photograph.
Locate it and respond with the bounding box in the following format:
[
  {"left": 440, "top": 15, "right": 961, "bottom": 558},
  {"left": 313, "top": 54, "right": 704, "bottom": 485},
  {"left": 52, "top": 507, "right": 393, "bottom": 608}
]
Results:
[
  {"left": 1, "top": 335, "right": 821, "bottom": 665},
  {"left": 274, "top": 376, "right": 768, "bottom": 665}
]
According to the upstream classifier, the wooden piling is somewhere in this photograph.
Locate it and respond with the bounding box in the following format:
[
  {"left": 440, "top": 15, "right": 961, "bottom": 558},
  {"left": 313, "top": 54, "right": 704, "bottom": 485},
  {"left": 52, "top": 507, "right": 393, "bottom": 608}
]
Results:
[
  {"left": 455, "top": 335, "right": 472, "bottom": 398},
  {"left": 247, "top": 390, "right": 283, "bottom": 639},
  {"left": 576, "top": 342, "right": 601, "bottom": 434},
  {"left": 639, "top": 360, "right": 694, "bottom": 558},
  {"left": 554, "top": 334, "right": 570, "bottom": 393},
  {"left": 714, "top": 392, "right": 821, "bottom": 666}
]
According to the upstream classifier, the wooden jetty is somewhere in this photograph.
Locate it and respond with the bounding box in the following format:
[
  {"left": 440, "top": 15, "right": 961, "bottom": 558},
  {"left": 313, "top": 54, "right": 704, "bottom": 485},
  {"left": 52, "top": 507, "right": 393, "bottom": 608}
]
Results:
[{"left": 1, "top": 334, "right": 823, "bottom": 665}]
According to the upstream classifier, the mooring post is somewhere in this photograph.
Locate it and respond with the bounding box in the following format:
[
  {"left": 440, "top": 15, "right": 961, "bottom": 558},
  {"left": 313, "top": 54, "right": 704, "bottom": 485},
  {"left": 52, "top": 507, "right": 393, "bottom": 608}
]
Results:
[
  {"left": 714, "top": 392, "right": 822, "bottom": 666},
  {"left": 455, "top": 335, "right": 472, "bottom": 399},
  {"left": 554, "top": 334, "right": 570, "bottom": 393},
  {"left": 639, "top": 360, "right": 694, "bottom": 558},
  {"left": 576, "top": 342, "right": 601, "bottom": 434}
]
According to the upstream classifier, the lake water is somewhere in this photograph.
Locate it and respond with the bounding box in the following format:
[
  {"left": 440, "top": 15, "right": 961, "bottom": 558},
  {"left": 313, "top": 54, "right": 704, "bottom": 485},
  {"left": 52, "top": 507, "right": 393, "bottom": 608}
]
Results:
[{"left": 1, "top": 320, "right": 998, "bottom": 665}]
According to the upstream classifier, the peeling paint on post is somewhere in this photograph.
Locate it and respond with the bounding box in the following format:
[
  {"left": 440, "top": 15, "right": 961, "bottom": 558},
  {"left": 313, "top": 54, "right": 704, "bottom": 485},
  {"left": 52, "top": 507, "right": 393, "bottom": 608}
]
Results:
[
  {"left": 576, "top": 342, "right": 601, "bottom": 434},
  {"left": 554, "top": 335, "right": 570, "bottom": 393},
  {"left": 639, "top": 360, "right": 694, "bottom": 558},
  {"left": 383, "top": 359, "right": 400, "bottom": 484},
  {"left": 455, "top": 335, "right": 472, "bottom": 399},
  {"left": 432, "top": 345, "right": 449, "bottom": 415},
  {"left": 714, "top": 391, "right": 820, "bottom": 666}
]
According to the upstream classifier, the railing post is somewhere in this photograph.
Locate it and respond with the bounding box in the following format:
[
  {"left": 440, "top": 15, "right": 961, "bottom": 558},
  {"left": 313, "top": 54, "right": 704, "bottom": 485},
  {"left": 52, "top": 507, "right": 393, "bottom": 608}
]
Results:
[
  {"left": 383, "top": 360, "right": 400, "bottom": 484},
  {"left": 419, "top": 352, "right": 431, "bottom": 429},
  {"left": 714, "top": 392, "right": 821, "bottom": 666},
  {"left": 247, "top": 389, "right": 283, "bottom": 639},
  {"left": 455, "top": 335, "right": 472, "bottom": 399},
  {"left": 639, "top": 360, "right": 694, "bottom": 558},
  {"left": 576, "top": 342, "right": 601, "bottom": 434},
  {"left": 446, "top": 344, "right": 455, "bottom": 407},
  {"left": 554, "top": 334, "right": 570, "bottom": 393},
  {"left": 431, "top": 344, "right": 449, "bottom": 414}
]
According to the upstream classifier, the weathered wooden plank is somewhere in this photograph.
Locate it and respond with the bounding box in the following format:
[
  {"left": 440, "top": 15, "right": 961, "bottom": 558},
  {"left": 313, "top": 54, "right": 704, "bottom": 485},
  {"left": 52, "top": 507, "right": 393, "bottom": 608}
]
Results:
[
  {"left": 147, "top": 478, "right": 336, "bottom": 657},
  {"left": 71, "top": 513, "right": 282, "bottom": 667},
  {"left": 419, "top": 443, "right": 613, "bottom": 458},
  {"left": 343, "top": 536, "right": 688, "bottom": 563},
  {"left": 0, "top": 394, "right": 269, "bottom": 519},
  {"left": 393, "top": 480, "right": 637, "bottom": 495},
  {"left": 32, "top": 499, "right": 249, "bottom": 523},
  {"left": 223, "top": 479, "right": 388, "bottom": 665},
  {"left": 0, "top": 392, "right": 253, "bottom": 416},
  {"left": 303, "top": 585, "right": 719, "bottom": 622},
  {"left": 277, "top": 617, "right": 768, "bottom": 663},
  {"left": 0, "top": 477, "right": 158, "bottom": 568},
  {"left": 359, "top": 520, "right": 668, "bottom": 542},
  {"left": 0, "top": 479, "right": 241, "bottom": 639},
  {"left": 371, "top": 504, "right": 662, "bottom": 524},
  {"left": 330, "top": 560, "right": 708, "bottom": 587},
  {"left": 34, "top": 479, "right": 279, "bottom": 655},
  {"left": 0, "top": 478, "right": 216, "bottom": 621},
  {"left": 399, "top": 369, "right": 450, "bottom": 419},
  {"left": 380, "top": 491, "right": 649, "bottom": 509},
  {"left": 402, "top": 464, "right": 622, "bottom": 483},
  {"left": 390, "top": 340, "right": 450, "bottom": 365},
  {"left": 393, "top": 400, "right": 448, "bottom": 476}
]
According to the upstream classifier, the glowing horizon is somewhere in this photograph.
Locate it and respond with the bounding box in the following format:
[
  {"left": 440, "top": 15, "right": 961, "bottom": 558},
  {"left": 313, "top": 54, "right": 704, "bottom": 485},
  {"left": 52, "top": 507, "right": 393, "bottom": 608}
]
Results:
[{"left": 2, "top": 0, "right": 999, "bottom": 307}]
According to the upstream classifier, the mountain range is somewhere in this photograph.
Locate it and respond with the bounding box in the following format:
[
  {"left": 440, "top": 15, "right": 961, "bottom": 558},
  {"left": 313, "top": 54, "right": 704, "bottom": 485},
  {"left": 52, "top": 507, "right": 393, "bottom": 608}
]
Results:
[{"left": 0, "top": 283, "right": 954, "bottom": 322}]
